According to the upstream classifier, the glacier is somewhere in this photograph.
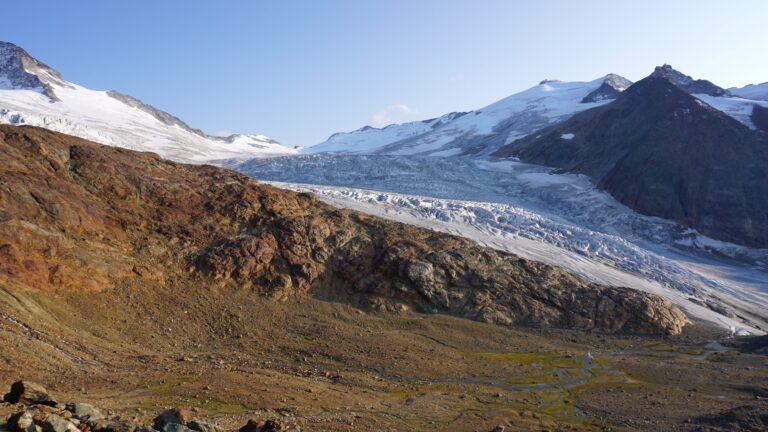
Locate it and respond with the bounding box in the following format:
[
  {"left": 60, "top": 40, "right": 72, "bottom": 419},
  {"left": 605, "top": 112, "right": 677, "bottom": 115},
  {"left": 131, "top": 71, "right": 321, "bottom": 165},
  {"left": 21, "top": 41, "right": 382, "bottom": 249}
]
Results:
[{"left": 234, "top": 154, "right": 768, "bottom": 334}]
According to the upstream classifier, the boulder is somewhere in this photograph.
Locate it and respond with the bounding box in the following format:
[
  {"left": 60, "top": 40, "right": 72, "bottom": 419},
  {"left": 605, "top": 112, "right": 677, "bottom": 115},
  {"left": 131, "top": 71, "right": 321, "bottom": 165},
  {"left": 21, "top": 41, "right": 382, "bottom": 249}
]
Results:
[
  {"left": 88, "top": 419, "right": 138, "bottom": 432},
  {"left": 3, "top": 382, "right": 55, "bottom": 406},
  {"left": 7, "top": 410, "right": 36, "bottom": 432},
  {"left": 64, "top": 403, "right": 103, "bottom": 421},
  {"left": 40, "top": 414, "right": 78, "bottom": 432},
  {"left": 152, "top": 408, "right": 191, "bottom": 431},
  {"left": 186, "top": 421, "right": 218, "bottom": 432},
  {"left": 238, "top": 419, "right": 283, "bottom": 432}
]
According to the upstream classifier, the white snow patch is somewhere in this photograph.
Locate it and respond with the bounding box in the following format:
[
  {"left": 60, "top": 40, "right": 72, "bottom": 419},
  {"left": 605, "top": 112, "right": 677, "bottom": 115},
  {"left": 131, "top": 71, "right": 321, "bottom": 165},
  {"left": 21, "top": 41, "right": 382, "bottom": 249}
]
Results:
[{"left": 693, "top": 93, "right": 768, "bottom": 129}]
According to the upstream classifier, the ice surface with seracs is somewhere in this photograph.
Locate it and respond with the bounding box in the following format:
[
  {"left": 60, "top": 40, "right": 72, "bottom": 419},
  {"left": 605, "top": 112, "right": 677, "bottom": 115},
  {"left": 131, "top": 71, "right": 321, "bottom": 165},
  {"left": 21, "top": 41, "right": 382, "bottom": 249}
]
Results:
[
  {"left": 234, "top": 154, "right": 768, "bottom": 334},
  {"left": 306, "top": 76, "right": 626, "bottom": 156}
]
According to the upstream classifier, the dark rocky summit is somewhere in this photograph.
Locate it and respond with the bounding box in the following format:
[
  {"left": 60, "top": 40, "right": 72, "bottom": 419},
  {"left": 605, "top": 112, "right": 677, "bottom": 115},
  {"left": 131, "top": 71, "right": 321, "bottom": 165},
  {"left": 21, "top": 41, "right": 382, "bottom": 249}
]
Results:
[
  {"left": 495, "top": 73, "right": 768, "bottom": 248},
  {"left": 0, "top": 125, "right": 686, "bottom": 334},
  {"left": 650, "top": 64, "right": 730, "bottom": 96}
]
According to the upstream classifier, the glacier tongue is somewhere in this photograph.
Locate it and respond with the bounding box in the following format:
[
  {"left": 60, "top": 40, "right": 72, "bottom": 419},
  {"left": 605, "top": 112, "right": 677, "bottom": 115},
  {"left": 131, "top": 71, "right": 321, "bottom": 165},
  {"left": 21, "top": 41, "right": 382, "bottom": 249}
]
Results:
[{"left": 234, "top": 154, "right": 768, "bottom": 334}]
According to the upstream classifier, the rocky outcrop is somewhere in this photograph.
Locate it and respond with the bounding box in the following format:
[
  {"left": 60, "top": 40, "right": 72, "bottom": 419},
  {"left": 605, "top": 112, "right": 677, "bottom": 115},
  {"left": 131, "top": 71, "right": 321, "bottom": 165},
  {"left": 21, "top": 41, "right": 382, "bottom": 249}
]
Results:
[
  {"left": 0, "top": 125, "right": 687, "bottom": 334},
  {"left": 752, "top": 104, "right": 768, "bottom": 133}
]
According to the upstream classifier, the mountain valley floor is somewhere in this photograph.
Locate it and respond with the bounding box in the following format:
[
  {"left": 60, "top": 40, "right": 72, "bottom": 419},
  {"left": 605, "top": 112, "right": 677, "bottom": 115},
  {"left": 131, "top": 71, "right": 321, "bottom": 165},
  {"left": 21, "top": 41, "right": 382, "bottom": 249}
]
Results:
[{"left": 1, "top": 288, "right": 766, "bottom": 432}]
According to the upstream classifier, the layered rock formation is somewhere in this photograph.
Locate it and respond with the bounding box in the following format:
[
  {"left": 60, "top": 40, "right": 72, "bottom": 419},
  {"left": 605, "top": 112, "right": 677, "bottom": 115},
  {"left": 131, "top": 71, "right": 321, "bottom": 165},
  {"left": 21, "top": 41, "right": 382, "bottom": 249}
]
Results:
[{"left": 0, "top": 125, "right": 687, "bottom": 334}]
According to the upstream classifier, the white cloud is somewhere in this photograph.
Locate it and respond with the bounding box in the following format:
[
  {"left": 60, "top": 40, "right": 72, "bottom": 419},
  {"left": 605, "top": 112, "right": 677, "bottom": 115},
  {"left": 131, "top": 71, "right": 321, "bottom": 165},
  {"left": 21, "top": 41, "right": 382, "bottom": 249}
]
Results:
[
  {"left": 371, "top": 104, "right": 417, "bottom": 127},
  {"left": 447, "top": 73, "right": 465, "bottom": 83}
]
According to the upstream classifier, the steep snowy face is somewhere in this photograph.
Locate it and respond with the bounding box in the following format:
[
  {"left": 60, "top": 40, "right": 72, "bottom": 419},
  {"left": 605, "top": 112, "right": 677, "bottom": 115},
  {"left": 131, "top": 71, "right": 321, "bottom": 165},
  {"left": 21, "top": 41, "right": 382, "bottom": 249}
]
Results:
[
  {"left": 729, "top": 82, "right": 768, "bottom": 101},
  {"left": 307, "top": 75, "right": 632, "bottom": 156},
  {"left": 0, "top": 41, "right": 296, "bottom": 163}
]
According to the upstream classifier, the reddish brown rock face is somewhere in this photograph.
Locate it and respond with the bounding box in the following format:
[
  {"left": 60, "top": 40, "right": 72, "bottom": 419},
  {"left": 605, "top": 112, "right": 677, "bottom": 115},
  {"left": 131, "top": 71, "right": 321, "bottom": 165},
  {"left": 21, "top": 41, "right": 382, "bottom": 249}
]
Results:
[{"left": 0, "top": 125, "right": 687, "bottom": 334}]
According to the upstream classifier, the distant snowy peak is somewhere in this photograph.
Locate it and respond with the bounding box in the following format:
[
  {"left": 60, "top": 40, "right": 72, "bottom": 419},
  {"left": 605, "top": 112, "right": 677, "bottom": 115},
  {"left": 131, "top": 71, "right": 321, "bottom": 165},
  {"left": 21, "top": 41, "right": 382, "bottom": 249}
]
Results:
[
  {"left": 581, "top": 73, "right": 632, "bottom": 103},
  {"left": 651, "top": 64, "right": 729, "bottom": 97},
  {"left": 312, "top": 111, "right": 470, "bottom": 154},
  {"left": 0, "top": 41, "right": 295, "bottom": 163},
  {"left": 729, "top": 82, "right": 768, "bottom": 101},
  {"left": 308, "top": 74, "right": 631, "bottom": 157}
]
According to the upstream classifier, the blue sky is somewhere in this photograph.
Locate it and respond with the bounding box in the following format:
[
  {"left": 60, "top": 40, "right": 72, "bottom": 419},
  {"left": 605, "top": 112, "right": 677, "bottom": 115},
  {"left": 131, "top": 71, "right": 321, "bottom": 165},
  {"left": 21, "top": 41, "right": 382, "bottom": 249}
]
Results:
[{"left": 4, "top": 0, "right": 766, "bottom": 146}]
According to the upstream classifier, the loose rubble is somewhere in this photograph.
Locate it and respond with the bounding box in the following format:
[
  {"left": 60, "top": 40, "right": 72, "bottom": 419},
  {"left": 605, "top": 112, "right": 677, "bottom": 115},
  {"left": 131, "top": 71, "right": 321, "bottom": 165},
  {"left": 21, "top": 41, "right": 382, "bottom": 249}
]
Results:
[{"left": 1, "top": 382, "right": 281, "bottom": 432}]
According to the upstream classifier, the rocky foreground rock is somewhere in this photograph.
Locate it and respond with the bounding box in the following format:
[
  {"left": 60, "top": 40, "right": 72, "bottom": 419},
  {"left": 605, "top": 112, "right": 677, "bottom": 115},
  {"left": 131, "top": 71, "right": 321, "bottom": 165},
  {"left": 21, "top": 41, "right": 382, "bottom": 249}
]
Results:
[
  {"left": 1, "top": 382, "right": 281, "bottom": 432},
  {"left": 0, "top": 125, "right": 687, "bottom": 334}
]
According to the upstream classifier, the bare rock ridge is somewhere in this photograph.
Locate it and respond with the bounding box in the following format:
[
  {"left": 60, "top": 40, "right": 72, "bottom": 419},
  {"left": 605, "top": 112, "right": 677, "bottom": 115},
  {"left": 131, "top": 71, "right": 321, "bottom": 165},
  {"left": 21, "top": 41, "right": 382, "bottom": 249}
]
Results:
[
  {"left": 651, "top": 63, "right": 730, "bottom": 96},
  {"left": 495, "top": 69, "right": 768, "bottom": 248},
  {"left": 105, "top": 90, "right": 210, "bottom": 137},
  {"left": 0, "top": 125, "right": 687, "bottom": 334}
]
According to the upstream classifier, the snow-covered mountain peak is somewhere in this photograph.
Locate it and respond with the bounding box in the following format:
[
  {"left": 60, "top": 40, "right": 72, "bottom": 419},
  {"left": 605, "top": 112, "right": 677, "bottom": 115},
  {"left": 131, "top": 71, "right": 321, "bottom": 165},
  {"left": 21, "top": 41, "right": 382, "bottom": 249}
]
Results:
[
  {"left": 0, "top": 41, "right": 69, "bottom": 100},
  {"left": 308, "top": 74, "right": 633, "bottom": 156},
  {"left": 581, "top": 73, "right": 633, "bottom": 103},
  {"left": 650, "top": 64, "right": 729, "bottom": 96},
  {"left": 0, "top": 42, "right": 296, "bottom": 163}
]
